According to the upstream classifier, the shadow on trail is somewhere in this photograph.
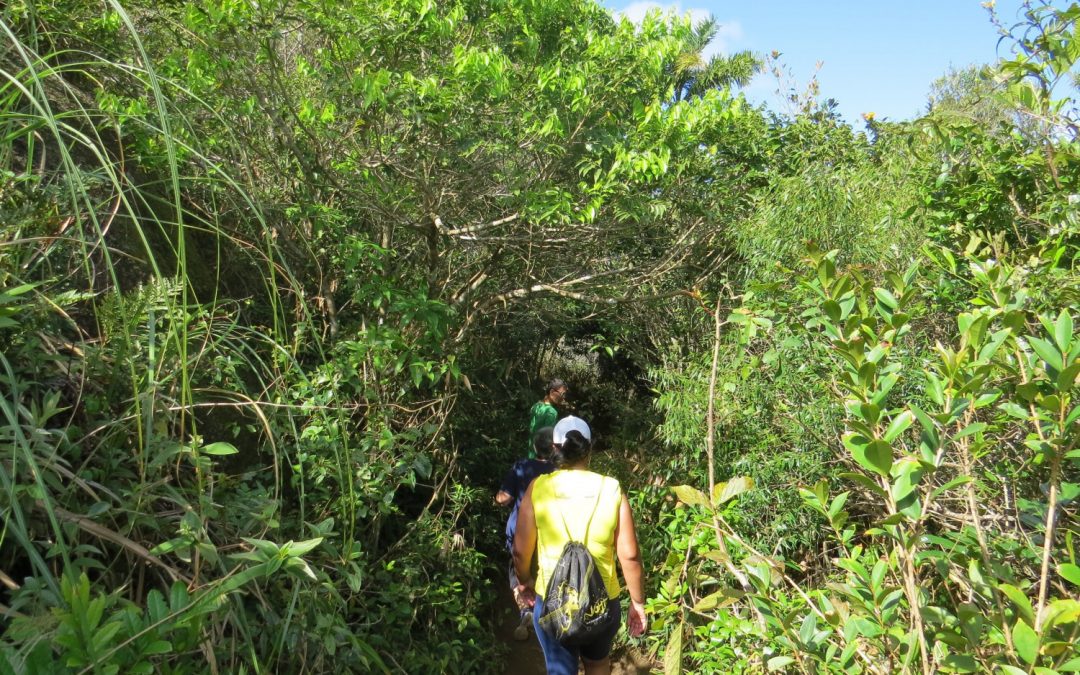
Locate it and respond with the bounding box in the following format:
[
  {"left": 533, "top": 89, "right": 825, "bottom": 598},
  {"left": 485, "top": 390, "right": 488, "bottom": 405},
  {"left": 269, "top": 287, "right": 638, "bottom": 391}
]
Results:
[{"left": 494, "top": 576, "right": 546, "bottom": 674}]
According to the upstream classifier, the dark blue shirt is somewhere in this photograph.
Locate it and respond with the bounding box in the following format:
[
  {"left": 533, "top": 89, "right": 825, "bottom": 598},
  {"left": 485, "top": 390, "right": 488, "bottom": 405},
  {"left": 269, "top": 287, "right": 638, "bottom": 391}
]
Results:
[{"left": 501, "top": 458, "right": 555, "bottom": 551}]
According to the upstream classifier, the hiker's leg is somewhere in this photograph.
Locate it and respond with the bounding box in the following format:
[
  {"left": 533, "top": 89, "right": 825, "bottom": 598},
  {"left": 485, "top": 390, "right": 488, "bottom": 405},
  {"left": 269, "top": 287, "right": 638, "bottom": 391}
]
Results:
[
  {"left": 532, "top": 596, "right": 579, "bottom": 675},
  {"left": 582, "top": 657, "right": 611, "bottom": 675},
  {"left": 577, "top": 599, "right": 622, "bottom": 675}
]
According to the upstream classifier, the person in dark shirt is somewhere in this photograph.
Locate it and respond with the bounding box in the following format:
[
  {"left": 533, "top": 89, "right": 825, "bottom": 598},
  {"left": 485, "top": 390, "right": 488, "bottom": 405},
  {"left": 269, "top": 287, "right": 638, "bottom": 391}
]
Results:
[{"left": 496, "top": 426, "right": 556, "bottom": 640}]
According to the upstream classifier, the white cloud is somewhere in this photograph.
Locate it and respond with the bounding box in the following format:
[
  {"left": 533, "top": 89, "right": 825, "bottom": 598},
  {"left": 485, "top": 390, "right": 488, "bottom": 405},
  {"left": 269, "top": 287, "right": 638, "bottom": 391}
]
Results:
[{"left": 613, "top": 2, "right": 743, "bottom": 57}]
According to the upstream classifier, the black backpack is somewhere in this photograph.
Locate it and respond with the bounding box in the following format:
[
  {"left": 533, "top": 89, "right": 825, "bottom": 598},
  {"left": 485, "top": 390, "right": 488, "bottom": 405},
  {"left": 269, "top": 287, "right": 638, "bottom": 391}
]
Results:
[{"left": 537, "top": 478, "right": 619, "bottom": 646}]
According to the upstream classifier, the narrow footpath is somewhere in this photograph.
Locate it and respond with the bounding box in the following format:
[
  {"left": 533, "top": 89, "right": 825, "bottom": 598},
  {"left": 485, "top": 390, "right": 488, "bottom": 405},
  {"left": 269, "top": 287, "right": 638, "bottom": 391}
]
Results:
[{"left": 495, "top": 582, "right": 656, "bottom": 674}]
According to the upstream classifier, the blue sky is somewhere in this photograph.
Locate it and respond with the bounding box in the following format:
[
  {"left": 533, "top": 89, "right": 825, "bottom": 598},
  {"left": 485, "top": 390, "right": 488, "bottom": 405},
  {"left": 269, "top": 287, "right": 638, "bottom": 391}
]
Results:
[{"left": 604, "top": 1, "right": 1031, "bottom": 123}]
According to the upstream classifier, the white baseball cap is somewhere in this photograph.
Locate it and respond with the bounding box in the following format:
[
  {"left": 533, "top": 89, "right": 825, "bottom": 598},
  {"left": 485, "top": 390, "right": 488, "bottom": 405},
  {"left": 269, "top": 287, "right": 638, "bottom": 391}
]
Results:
[{"left": 553, "top": 416, "right": 591, "bottom": 445}]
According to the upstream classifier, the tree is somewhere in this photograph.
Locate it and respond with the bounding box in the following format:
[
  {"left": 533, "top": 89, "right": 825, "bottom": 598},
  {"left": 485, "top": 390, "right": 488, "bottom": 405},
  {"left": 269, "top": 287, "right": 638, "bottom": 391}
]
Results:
[{"left": 670, "top": 16, "right": 763, "bottom": 102}]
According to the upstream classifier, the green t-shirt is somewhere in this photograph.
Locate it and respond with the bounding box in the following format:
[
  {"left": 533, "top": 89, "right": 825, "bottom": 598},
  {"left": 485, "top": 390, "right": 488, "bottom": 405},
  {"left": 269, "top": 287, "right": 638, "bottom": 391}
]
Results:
[{"left": 527, "top": 400, "right": 558, "bottom": 458}]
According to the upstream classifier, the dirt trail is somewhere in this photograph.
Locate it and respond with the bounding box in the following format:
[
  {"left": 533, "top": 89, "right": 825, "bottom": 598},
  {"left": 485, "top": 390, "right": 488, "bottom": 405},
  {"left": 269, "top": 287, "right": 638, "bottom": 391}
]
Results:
[
  {"left": 493, "top": 578, "right": 549, "bottom": 674},
  {"left": 494, "top": 581, "right": 656, "bottom": 674}
]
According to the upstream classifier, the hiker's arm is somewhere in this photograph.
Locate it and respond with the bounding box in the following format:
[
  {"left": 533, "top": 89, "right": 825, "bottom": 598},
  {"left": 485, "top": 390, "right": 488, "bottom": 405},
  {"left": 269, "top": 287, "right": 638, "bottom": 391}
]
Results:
[
  {"left": 512, "top": 483, "right": 537, "bottom": 587},
  {"left": 616, "top": 494, "right": 647, "bottom": 637},
  {"left": 496, "top": 467, "right": 516, "bottom": 506}
]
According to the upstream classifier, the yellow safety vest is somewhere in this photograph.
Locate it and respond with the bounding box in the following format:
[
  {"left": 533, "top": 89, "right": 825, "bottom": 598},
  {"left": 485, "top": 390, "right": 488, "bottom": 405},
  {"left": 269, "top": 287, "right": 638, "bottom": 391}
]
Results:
[{"left": 532, "top": 470, "right": 622, "bottom": 600}]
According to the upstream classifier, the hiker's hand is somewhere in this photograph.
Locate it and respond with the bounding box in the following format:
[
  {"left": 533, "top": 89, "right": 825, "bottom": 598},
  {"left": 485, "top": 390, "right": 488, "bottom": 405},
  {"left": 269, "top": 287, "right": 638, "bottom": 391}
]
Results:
[
  {"left": 514, "top": 584, "right": 536, "bottom": 608},
  {"left": 627, "top": 599, "right": 647, "bottom": 637}
]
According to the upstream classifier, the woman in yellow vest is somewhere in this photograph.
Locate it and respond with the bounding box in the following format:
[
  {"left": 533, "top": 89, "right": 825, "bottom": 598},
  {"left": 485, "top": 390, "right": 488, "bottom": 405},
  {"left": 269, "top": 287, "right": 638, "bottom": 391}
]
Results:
[{"left": 513, "top": 416, "right": 647, "bottom": 675}]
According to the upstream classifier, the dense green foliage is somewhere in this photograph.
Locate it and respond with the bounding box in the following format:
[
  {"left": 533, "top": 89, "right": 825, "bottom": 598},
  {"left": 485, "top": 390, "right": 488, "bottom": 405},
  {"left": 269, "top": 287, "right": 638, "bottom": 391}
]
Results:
[
  {"left": 646, "top": 5, "right": 1080, "bottom": 673},
  {"left": 0, "top": 0, "right": 1077, "bottom": 673}
]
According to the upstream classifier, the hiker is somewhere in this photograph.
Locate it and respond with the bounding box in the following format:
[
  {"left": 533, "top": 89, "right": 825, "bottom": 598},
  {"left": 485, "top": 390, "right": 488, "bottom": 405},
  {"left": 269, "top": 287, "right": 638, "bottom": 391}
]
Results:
[
  {"left": 496, "top": 426, "right": 556, "bottom": 640},
  {"left": 527, "top": 379, "right": 567, "bottom": 458},
  {"left": 512, "top": 416, "right": 647, "bottom": 675}
]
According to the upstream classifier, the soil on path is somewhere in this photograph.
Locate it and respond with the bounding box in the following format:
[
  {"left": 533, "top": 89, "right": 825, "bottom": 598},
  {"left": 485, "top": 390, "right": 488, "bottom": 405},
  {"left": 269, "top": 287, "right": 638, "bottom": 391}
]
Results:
[{"left": 494, "top": 581, "right": 656, "bottom": 674}]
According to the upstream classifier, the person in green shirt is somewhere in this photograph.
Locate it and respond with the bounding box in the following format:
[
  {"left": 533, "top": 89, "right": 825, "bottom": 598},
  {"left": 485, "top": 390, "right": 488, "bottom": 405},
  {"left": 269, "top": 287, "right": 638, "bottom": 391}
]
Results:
[{"left": 527, "top": 379, "right": 567, "bottom": 458}]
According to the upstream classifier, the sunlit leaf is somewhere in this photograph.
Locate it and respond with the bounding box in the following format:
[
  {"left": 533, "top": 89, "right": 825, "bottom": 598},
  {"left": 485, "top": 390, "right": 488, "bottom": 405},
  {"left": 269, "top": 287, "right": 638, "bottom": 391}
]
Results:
[
  {"left": 1028, "top": 336, "right": 1064, "bottom": 371},
  {"left": 202, "top": 442, "right": 239, "bottom": 456},
  {"left": 664, "top": 624, "right": 682, "bottom": 675},
  {"left": 1059, "top": 563, "right": 1080, "bottom": 587},
  {"left": 767, "top": 656, "right": 796, "bottom": 671},
  {"left": 672, "top": 485, "right": 710, "bottom": 509},
  {"left": 713, "top": 476, "right": 753, "bottom": 505},
  {"left": 1013, "top": 619, "right": 1039, "bottom": 664}
]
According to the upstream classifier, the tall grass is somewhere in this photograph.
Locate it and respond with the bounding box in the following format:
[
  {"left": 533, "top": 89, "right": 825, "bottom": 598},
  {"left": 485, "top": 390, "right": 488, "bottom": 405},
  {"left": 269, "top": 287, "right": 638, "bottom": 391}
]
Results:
[{"left": 0, "top": 4, "right": 362, "bottom": 671}]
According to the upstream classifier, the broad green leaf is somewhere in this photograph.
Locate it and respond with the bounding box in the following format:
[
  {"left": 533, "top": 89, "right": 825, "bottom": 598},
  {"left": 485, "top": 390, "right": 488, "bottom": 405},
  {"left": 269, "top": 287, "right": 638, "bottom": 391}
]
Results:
[
  {"left": 283, "top": 556, "right": 317, "bottom": 580},
  {"left": 767, "top": 656, "right": 796, "bottom": 671},
  {"left": 843, "top": 433, "right": 892, "bottom": 477},
  {"left": 672, "top": 485, "right": 710, "bottom": 509},
  {"left": 799, "top": 613, "right": 818, "bottom": 646},
  {"left": 692, "top": 588, "right": 742, "bottom": 612},
  {"left": 1043, "top": 599, "right": 1080, "bottom": 629},
  {"left": 927, "top": 373, "right": 946, "bottom": 406},
  {"left": 942, "top": 654, "right": 978, "bottom": 672},
  {"left": 91, "top": 620, "right": 123, "bottom": 651},
  {"left": 973, "top": 391, "right": 1002, "bottom": 408},
  {"left": 839, "top": 472, "right": 888, "bottom": 498},
  {"left": 664, "top": 624, "right": 682, "bottom": 675},
  {"left": 978, "top": 328, "right": 1012, "bottom": 362},
  {"left": 241, "top": 538, "right": 281, "bottom": 558},
  {"left": 413, "top": 453, "right": 433, "bottom": 479},
  {"left": 1059, "top": 563, "right": 1080, "bottom": 587},
  {"left": 142, "top": 640, "right": 173, "bottom": 656},
  {"left": 1068, "top": 404, "right": 1080, "bottom": 430},
  {"left": 1058, "top": 363, "right": 1080, "bottom": 393},
  {"left": 911, "top": 406, "right": 937, "bottom": 432},
  {"left": 1012, "top": 619, "right": 1039, "bottom": 665},
  {"left": 953, "top": 422, "right": 986, "bottom": 440},
  {"left": 840, "top": 639, "right": 858, "bottom": 666},
  {"left": 872, "top": 372, "right": 900, "bottom": 407},
  {"left": 874, "top": 287, "right": 899, "bottom": 310},
  {"left": 958, "top": 602, "right": 983, "bottom": 646},
  {"left": 823, "top": 300, "right": 841, "bottom": 322},
  {"left": 998, "top": 583, "right": 1035, "bottom": 626},
  {"left": 1028, "top": 336, "right": 1064, "bottom": 371},
  {"left": 870, "top": 560, "right": 887, "bottom": 594},
  {"left": 147, "top": 589, "right": 168, "bottom": 622},
  {"left": 884, "top": 410, "right": 914, "bottom": 443},
  {"left": 283, "top": 537, "right": 323, "bottom": 557},
  {"left": 1040, "top": 395, "right": 1061, "bottom": 414},
  {"left": 836, "top": 558, "right": 871, "bottom": 582},
  {"left": 891, "top": 459, "right": 923, "bottom": 502},
  {"left": 1000, "top": 402, "right": 1031, "bottom": 420},
  {"left": 865, "top": 440, "right": 894, "bottom": 476},
  {"left": 169, "top": 582, "right": 189, "bottom": 612},
  {"left": 877, "top": 512, "right": 907, "bottom": 526},
  {"left": 1055, "top": 310, "right": 1074, "bottom": 353},
  {"left": 828, "top": 492, "right": 850, "bottom": 520},
  {"left": 0, "top": 283, "right": 39, "bottom": 298},
  {"left": 202, "top": 442, "right": 239, "bottom": 456}
]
